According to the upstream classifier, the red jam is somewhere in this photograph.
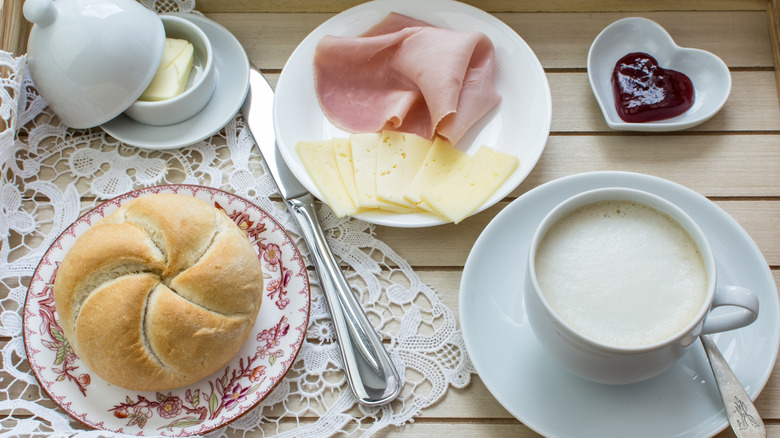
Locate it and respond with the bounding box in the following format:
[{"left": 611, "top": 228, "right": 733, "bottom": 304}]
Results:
[{"left": 611, "top": 52, "right": 694, "bottom": 123}]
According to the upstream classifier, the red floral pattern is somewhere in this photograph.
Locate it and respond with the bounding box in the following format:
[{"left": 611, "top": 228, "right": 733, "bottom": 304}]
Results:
[
  {"left": 218, "top": 202, "right": 292, "bottom": 310},
  {"left": 36, "top": 263, "right": 90, "bottom": 396}
]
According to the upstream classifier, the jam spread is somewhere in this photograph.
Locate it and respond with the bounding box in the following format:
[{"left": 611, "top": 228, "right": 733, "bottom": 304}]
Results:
[{"left": 611, "top": 52, "right": 694, "bottom": 123}]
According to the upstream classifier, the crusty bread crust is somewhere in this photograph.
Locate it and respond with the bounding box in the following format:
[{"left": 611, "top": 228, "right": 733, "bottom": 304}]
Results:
[{"left": 53, "top": 193, "right": 264, "bottom": 391}]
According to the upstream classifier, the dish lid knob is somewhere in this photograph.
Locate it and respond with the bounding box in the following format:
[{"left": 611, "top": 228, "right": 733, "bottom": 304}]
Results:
[
  {"left": 23, "top": 0, "right": 165, "bottom": 129},
  {"left": 23, "top": 0, "right": 57, "bottom": 26}
]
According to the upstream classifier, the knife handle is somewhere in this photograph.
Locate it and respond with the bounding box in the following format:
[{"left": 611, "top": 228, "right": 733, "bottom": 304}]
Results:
[{"left": 286, "top": 194, "right": 401, "bottom": 406}]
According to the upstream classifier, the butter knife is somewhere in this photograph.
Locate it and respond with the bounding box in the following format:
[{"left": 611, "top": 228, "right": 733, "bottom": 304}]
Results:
[{"left": 241, "top": 68, "right": 401, "bottom": 406}]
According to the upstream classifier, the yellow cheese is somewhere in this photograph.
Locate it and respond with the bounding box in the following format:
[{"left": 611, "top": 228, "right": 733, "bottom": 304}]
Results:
[
  {"left": 296, "top": 131, "right": 515, "bottom": 223},
  {"left": 376, "top": 130, "right": 432, "bottom": 209},
  {"left": 140, "top": 38, "right": 194, "bottom": 101},
  {"left": 404, "top": 137, "right": 465, "bottom": 211},
  {"left": 296, "top": 140, "right": 357, "bottom": 218},
  {"left": 350, "top": 133, "right": 381, "bottom": 209},
  {"left": 421, "top": 146, "right": 518, "bottom": 224},
  {"left": 332, "top": 137, "right": 359, "bottom": 206},
  {"left": 376, "top": 199, "right": 421, "bottom": 213}
]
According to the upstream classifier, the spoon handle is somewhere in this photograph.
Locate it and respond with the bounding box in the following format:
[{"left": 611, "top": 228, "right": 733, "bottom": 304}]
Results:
[{"left": 701, "top": 334, "right": 766, "bottom": 438}]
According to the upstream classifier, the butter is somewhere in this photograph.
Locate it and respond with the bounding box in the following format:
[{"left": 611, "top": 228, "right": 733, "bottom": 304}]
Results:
[{"left": 140, "top": 38, "right": 194, "bottom": 101}]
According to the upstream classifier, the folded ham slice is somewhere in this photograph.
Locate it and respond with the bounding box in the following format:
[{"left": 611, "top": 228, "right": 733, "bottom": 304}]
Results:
[{"left": 314, "top": 12, "right": 501, "bottom": 145}]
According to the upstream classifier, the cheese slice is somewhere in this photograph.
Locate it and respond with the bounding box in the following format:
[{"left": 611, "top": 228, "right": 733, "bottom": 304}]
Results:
[
  {"left": 349, "top": 133, "right": 381, "bottom": 209},
  {"left": 296, "top": 140, "right": 357, "bottom": 218},
  {"left": 333, "top": 137, "right": 359, "bottom": 206},
  {"left": 376, "top": 199, "right": 421, "bottom": 213},
  {"left": 421, "top": 146, "right": 518, "bottom": 224},
  {"left": 404, "top": 137, "right": 465, "bottom": 211},
  {"left": 376, "top": 130, "right": 432, "bottom": 208}
]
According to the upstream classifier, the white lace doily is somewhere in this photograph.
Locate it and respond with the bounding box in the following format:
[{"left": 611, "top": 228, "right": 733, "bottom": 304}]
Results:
[{"left": 0, "top": 2, "right": 473, "bottom": 437}]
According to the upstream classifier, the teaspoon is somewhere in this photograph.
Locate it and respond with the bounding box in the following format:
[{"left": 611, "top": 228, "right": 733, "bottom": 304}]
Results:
[{"left": 701, "top": 334, "right": 766, "bottom": 438}]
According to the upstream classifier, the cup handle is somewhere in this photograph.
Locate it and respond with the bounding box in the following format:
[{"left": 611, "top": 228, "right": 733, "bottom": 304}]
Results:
[{"left": 701, "top": 285, "right": 759, "bottom": 334}]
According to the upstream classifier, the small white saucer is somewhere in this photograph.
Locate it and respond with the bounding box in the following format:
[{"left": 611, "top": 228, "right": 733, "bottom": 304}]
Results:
[
  {"left": 101, "top": 14, "right": 250, "bottom": 149},
  {"left": 460, "top": 171, "right": 779, "bottom": 438},
  {"left": 588, "top": 17, "right": 731, "bottom": 132}
]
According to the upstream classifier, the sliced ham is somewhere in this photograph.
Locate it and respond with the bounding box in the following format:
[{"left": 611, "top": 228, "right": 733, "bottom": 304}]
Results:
[
  {"left": 360, "top": 11, "right": 431, "bottom": 36},
  {"left": 313, "top": 12, "right": 500, "bottom": 145}
]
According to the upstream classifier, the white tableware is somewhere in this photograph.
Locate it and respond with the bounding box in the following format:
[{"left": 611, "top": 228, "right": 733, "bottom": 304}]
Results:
[
  {"left": 526, "top": 187, "right": 758, "bottom": 385},
  {"left": 701, "top": 334, "right": 766, "bottom": 437},
  {"left": 273, "top": 0, "right": 551, "bottom": 227},
  {"left": 24, "top": 185, "right": 310, "bottom": 436},
  {"left": 588, "top": 17, "right": 731, "bottom": 131},
  {"left": 101, "top": 14, "right": 250, "bottom": 150},
  {"left": 24, "top": 0, "right": 164, "bottom": 128},
  {"left": 124, "top": 15, "right": 217, "bottom": 126},
  {"left": 460, "top": 171, "right": 779, "bottom": 438}
]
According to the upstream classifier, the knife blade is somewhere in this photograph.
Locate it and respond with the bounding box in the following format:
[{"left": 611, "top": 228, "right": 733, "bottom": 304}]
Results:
[{"left": 242, "top": 69, "right": 401, "bottom": 406}]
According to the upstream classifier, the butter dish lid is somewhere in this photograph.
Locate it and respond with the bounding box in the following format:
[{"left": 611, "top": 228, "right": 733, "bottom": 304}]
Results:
[{"left": 24, "top": 0, "right": 165, "bottom": 129}]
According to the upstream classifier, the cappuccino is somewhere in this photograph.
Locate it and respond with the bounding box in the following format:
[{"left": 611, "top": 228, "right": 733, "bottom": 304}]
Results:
[{"left": 534, "top": 199, "right": 707, "bottom": 347}]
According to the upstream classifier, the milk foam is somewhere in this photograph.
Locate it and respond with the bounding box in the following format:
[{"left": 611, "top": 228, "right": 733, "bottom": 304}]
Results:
[{"left": 535, "top": 200, "right": 707, "bottom": 347}]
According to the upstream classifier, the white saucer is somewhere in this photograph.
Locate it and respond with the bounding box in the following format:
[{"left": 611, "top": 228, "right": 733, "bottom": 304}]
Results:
[
  {"left": 460, "top": 171, "right": 779, "bottom": 438},
  {"left": 101, "top": 14, "right": 250, "bottom": 150}
]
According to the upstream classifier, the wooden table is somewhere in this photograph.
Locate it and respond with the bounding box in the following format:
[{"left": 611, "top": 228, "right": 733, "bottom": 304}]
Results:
[{"left": 3, "top": 1, "right": 780, "bottom": 437}]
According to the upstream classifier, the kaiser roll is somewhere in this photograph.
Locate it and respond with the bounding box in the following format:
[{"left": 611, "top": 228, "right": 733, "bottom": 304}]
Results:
[{"left": 54, "top": 193, "right": 264, "bottom": 391}]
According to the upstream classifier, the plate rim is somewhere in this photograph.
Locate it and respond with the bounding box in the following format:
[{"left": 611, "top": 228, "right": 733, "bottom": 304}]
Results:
[
  {"left": 272, "top": 0, "right": 552, "bottom": 228},
  {"left": 22, "top": 184, "right": 311, "bottom": 436},
  {"left": 460, "top": 170, "right": 780, "bottom": 438}
]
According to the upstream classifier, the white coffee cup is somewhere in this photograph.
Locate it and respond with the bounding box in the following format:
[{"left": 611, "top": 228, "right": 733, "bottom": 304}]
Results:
[{"left": 525, "top": 187, "right": 759, "bottom": 384}]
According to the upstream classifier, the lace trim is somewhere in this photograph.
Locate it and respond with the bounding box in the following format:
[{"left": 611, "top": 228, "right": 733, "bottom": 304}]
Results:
[{"left": 0, "top": 2, "right": 473, "bottom": 436}]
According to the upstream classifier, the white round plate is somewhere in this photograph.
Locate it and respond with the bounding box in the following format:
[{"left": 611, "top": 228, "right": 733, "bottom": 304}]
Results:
[
  {"left": 101, "top": 14, "right": 250, "bottom": 150},
  {"left": 24, "top": 185, "right": 310, "bottom": 436},
  {"left": 460, "top": 171, "right": 779, "bottom": 438},
  {"left": 273, "top": 0, "right": 551, "bottom": 227}
]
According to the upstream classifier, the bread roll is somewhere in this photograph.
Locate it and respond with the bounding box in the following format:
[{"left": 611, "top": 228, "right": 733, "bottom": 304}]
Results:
[{"left": 54, "top": 193, "right": 264, "bottom": 391}]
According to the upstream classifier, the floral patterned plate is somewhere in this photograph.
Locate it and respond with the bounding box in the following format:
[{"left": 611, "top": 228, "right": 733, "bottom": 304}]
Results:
[{"left": 23, "top": 185, "right": 311, "bottom": 436}]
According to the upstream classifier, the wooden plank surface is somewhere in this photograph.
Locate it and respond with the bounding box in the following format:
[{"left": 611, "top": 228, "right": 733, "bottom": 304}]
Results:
[
  {"left": 375, "top": 200, "right": 780, "bottom": 268},
  {"left": 549, "top": 71, "right": 780, "bottom": 132},
  {"left": 771, "top": 0, "right": 780, "bottom": 107},
  {"left": 0, "top": 0, "right": 32, "bottom": 56},
  {"left": 214, "top": 11, "right": 774, "bottom": 70},
  {"left": 195, "top": 0, "right": 770, "bottom": 13},
  {"left": 206, "top": 3, "right": 780, "bottom": 437},
  {"left": 262, "top": 72, "right": 780, "bottom": 133},
  {"left": 2, "top": 1, "right": 779, "bottom": 437}
]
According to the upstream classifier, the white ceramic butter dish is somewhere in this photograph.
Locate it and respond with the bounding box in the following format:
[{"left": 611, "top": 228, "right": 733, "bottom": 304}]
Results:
[
  {"left": 24, "top": 0, "right": 164, "bottom": 129},
  {"left": 24, "top": 0, "right": 216, "bottom": 131},
  {"left": 124, "top": 15, "right": 216, "bottom": 126}
]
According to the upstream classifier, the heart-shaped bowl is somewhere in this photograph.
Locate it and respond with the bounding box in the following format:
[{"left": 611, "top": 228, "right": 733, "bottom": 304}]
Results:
[{"left": 588, "top": 17, "right": 731, "bottom": 132}]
